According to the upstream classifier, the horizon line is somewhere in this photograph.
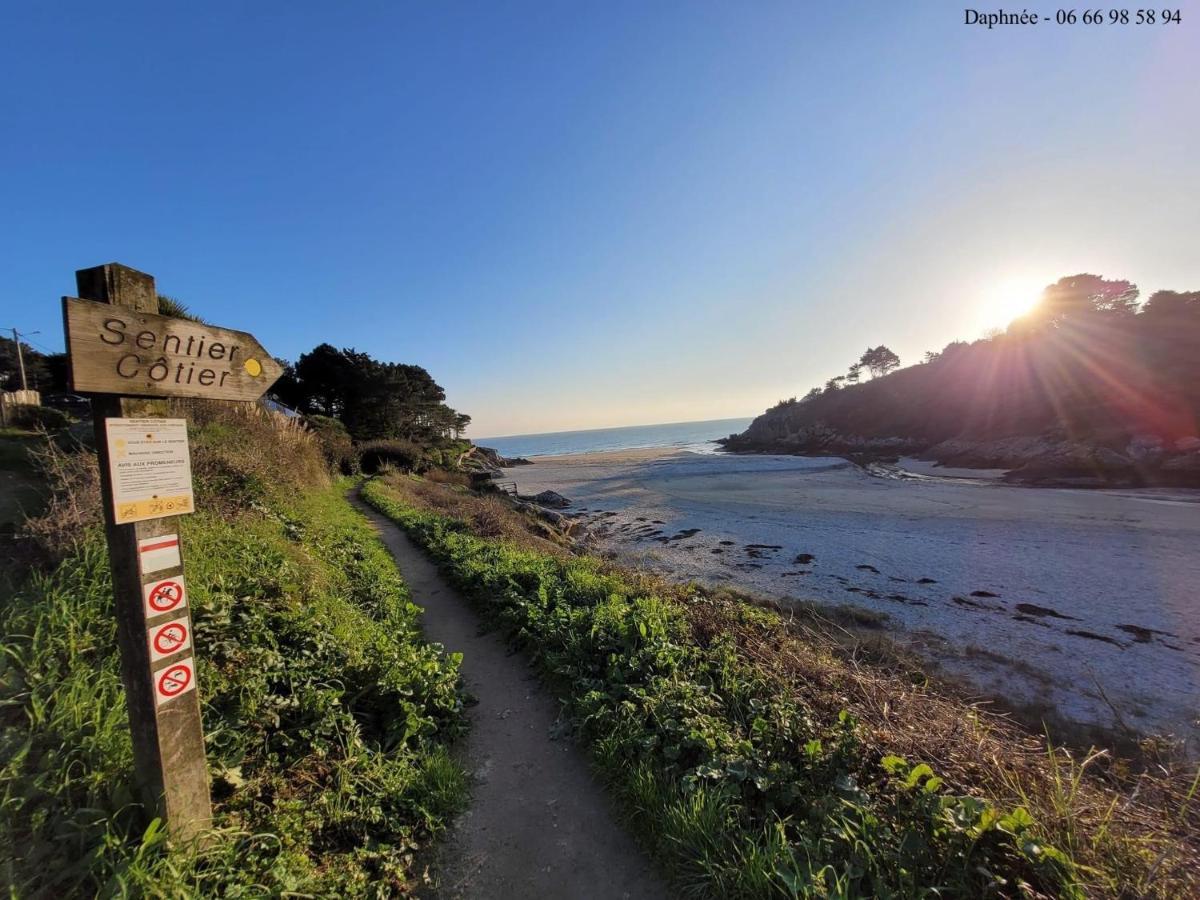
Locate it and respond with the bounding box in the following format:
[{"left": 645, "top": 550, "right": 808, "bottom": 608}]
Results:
[{"left": 473, "top": 413, "right": 757, "bottom": 443}]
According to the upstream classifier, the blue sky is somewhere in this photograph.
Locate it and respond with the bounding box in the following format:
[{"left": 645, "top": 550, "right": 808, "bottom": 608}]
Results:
[{"left": 3, "top": 2, "right": 1197, "bottom": 436}]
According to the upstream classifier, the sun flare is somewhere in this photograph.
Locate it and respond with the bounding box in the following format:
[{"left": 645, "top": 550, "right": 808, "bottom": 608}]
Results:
[{"left": 981, "top": 275, "right": 1045, "bottom": 328}]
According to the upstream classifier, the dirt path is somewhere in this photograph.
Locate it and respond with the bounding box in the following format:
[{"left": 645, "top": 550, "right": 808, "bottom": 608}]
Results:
[{"left": 354, "top": 497, "right": 668, "bottom": 900}]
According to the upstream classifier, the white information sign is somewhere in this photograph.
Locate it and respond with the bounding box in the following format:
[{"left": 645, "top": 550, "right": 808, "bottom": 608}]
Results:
[
  {"left": 138, "top": 535, "right": 183, "bottom": 575},
  {"left": 105, "top": 418, "right": 195, "bottom": 524}
]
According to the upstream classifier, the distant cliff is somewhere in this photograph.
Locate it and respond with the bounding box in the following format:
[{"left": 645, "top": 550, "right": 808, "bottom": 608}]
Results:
[{"left": 724, "top": 276, "right": 1200, "bottom": 486}]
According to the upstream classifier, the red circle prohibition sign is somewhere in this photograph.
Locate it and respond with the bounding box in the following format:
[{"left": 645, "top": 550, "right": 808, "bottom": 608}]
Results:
[
  {"left": 157, "top": 664, "right": 192, "bottom": 698},
  {"left": 152, "top": 621, "right": 189, "bottom": 655},
  {"left": 148, "top": 581, "right": 184, "bottom": 612}
]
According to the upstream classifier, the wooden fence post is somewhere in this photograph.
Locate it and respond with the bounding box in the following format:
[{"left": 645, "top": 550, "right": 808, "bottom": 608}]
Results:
[{"left": 76, "top": 263, "right": 213, "bottom": 841}]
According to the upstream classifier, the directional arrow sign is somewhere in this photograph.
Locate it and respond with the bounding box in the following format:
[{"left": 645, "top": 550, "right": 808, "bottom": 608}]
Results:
[{"left": 63, "top": 296, "right": 283, "bottom": 401}]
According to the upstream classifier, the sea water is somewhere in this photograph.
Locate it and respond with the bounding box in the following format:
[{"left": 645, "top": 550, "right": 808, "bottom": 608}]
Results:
[{"left": 474, "top": 417, "right": 754, "bottom": 459}]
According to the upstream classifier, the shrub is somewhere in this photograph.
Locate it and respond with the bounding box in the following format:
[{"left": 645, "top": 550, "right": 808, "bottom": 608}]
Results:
[
  {"left": 19, "top": 401, "right": 331, "bottom": 562},
  {"left": 177, "top": 400, "right": 329, "bottom": 514},
  {"left": 358, "top": 439, "right": 425, "bottom": 474},
  {"left": 424, "top": 467, "right": 471, "bottom": 487},
  {"left": 373, "top": 472, "right": 571, "bottom": 554},
  {"left": 422, "top": 439, "right": 472, "bottom": 470},
  {"left": 9, "top": 404, "right": 70, "bottom": 431},
  {"left": 305, "top": 413, "right": 358, "bottom": 474},
  {"left": 21, "top": 435, "right": 102, "bottom": 561}
]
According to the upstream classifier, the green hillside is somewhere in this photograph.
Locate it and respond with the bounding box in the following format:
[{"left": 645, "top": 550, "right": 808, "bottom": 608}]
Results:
[
  {"left": 726, "top": 276, "right": 1200, "bottom": 485},
  {"left": 0, "top": 404, "right": 466, "bottom": 896}
]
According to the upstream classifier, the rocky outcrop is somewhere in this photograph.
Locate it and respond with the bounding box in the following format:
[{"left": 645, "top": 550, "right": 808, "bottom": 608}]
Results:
[
  {"left": 924, "top": 435, "right": 1059, "bottom": 468},
  {"left": 461, "top": 445, "right": 533, "bottom": 476},
  {"left": 512, "top": 499, "right": 587, "bottom": 536},
  {"left": 926, "top": 435, "right": 1200, "bottom": 486},
  {"left": 723, "top": 411, "right": 1200, "bottom": 486},
  {"left": 722, "top": 421, "right": 922, "bottom": 458},
  {"left": 1162, "top": 452, "right": 1200, "bottom": 473},
  {"left": 924, "top": 437, "right": 1133, "bottom": 478},
  {"left": 1002, "top": 446, "right": 1135, "bottom": 486},
  {"left": 527, "top": 490, "right": 571, "bottom": 509},
  {"left": 1172, "top": 436, "right": 1200, "bottom": 453}
]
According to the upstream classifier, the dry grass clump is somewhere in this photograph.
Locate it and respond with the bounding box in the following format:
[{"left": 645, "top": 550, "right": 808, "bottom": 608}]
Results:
[
  {"left": 379, "top": 472, "right": 570, "bottom": 557},
  {"left": 170, "top": 400, "right": 329, "bottom": 515},
  {"left": 20, "top": 401, "right": 331, "bottom": 559},
  {"left": 21, "top": 434, "right": 102, "bottom": 561},
  {"left": 683, "top": 592, "right": 1200, "bottom": 897},
  {"left": 423, "top": 468, "right": 471, "bottom": 487}
]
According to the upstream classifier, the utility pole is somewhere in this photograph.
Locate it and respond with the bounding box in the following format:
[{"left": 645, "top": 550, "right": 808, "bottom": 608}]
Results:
[{"left": 8, "top": 328, "right": 39, "bottom": 391}]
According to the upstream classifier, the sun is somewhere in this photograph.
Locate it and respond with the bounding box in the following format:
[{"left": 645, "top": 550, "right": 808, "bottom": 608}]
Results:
[{"left": 980, "top": 275, "right": 1045, "bottom": 329}]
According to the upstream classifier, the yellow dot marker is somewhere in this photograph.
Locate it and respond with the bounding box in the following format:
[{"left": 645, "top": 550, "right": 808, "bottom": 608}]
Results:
[{"left": 244, "top": 358, "right": 263, "bottom": 377}]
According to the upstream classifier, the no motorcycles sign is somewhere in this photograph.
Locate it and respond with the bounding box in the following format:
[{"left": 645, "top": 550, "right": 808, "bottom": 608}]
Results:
[{"left": 154, "top": 657, "right": 197, "bottom": 707}]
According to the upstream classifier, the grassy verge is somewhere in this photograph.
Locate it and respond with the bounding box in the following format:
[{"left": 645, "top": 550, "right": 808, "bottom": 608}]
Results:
[
  {"left": 363, "top": 475, "right": 1198, "bottom": 899},
  {"left": 1, "top": 410, "right": 467, "bottom": 896}
]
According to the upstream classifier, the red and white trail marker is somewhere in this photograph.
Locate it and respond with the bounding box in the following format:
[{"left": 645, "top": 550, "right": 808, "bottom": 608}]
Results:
[
  {"left": 155, "top": 657, "right": 197, "bottom": 707},
  {"left": 138, "top": 534, "right": 181, "bottom": 575},
  {"left": 143, "top": 577, "right": 187, "bottom": 619},
  {"left": 148, "top": 617, "right": 192, "bottom": 663}
]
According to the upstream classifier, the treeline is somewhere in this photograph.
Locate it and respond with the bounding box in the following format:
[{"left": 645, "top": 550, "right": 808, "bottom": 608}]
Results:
[
  {"left": 0, "top": 337, "right": 66, "bottom": 393},
  {"left": 1, "top": 297, "right": 198, "bottom": 393},
  {"left": 738, "top": 274, "right": 1200, "bottom": 448},
  {"left": 273, "top": 343, "right": 469, "bottom": 444}
]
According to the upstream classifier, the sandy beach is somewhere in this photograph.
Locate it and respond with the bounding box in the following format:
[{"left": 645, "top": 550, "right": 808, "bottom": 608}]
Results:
[{"left": 505, "top": 448, "right": 1200, "bottom": 750}]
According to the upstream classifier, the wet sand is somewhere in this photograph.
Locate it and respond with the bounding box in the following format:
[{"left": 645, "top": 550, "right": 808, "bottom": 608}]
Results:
[{"left": 507, "top": 449, "right": 1200, "bottom": 751}]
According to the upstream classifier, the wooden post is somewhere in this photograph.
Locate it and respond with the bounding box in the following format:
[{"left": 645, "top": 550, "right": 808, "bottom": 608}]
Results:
[
  {"left": 10, "top": 328, "right": 29, "bottom": 391},
  {"left": 78, "top": 263, "right": 212, "bottom": 841}
]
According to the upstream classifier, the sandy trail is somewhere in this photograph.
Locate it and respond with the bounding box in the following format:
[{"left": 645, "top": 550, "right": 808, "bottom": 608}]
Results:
[
  {"left": 506, "top": 450, "right": 1200, "bottom": 751},
  {"left": 354, "top": 494, "right": 667, "bottom": 900}
]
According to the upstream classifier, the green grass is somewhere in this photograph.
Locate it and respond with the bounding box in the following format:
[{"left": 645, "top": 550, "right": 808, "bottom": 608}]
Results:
[
  {"left": 362, "top": 477, "right": 1082, "bottom": 899},
  {"left": 1, "top": 480, "right": 467, "bottom": 897}
]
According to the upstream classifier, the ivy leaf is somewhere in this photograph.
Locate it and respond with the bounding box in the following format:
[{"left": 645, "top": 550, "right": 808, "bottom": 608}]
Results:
[
  {"left": 905, "top": 763, "right": 935, "bottom": 789},
  {"left": 880, "top": 754, "right": 908, "bottom": 774},
  {"left": 999, "top": 806, "right": 1035, "bottom": 835}
]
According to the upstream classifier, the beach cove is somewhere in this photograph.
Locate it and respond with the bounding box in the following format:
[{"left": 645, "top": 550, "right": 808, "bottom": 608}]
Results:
[{"left": 502, "top": 448, "right": 1200, "bottom": 750}]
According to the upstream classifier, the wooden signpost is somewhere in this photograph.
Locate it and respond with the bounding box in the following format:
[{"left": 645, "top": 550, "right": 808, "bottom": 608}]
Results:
[
  {"left": 64, "top": 263, "right": 281, "bottom": 842},
  {"left": 64, "top": 296, "right": 283, "bottom": 401}
]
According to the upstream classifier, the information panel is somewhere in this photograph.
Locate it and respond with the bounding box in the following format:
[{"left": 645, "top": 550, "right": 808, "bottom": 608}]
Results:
[{"left": 105, "top": 418, "right": 195, "bottom": 523}]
